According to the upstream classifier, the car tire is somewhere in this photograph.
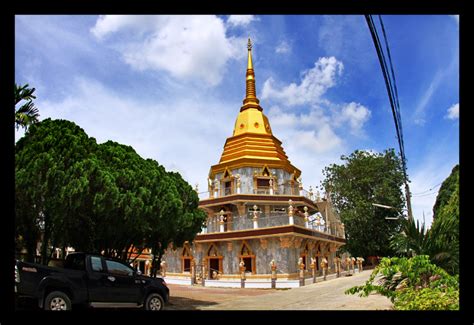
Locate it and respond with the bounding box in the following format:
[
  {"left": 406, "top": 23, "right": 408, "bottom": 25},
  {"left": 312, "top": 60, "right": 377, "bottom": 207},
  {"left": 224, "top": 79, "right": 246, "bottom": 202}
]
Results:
[
  {"left": 144, "top": 293, "right": 164, "bottom": 311},
  {"left": 44, "top": 291, "right": 72, "bottom": 311}
]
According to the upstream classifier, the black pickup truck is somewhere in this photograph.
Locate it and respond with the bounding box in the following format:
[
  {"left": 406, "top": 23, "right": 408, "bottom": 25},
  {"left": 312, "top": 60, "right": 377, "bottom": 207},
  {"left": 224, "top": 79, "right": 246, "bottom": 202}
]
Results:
[{"left": 15, "top": 252, "right": 169, "bottom": 311}]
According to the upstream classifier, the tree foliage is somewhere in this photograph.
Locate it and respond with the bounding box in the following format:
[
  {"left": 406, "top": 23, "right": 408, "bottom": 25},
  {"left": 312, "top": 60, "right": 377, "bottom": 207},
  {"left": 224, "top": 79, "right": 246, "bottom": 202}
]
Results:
[
  {"left": 390, "top": 165, "right": 459, "bottom": 274},
  {"left": 321, "top": 149, "right": 405, "bottom": 258},
  {"left": 345, "top": 255, "right": 459, "bottom": 310},
  {"left": 432, "top": 164, "right": 459, "bottom": 220},
  {"left": 15, "top": 83, "right": 40, "bottom": 130},
  {"left": 15, "top": 118, "right": 206, "bottom": 267}
]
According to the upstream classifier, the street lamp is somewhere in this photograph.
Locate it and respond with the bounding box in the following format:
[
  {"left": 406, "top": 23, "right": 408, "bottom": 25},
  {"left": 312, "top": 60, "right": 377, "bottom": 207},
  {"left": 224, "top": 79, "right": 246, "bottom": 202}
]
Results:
[{"left": 372, "top": 203, "right": 407, "bottom": 220}]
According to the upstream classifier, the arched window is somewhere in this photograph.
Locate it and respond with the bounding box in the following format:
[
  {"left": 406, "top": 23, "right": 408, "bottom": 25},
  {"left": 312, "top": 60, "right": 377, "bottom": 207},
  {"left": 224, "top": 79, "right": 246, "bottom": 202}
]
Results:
[
  {"left": 207, "top": 244, "right": 223, "bottom": 278},
  {"left": 221, "top": 168, "right": 234, "bottom": 196},
  {"left": 239, "top": 241, "right": 256, "bottom": 274},
  {"left": 301, "top": 242, "right": 309, "bottom": 270},
  {"left": 181, "top": 244, "right": 193, "bottom": 273}
]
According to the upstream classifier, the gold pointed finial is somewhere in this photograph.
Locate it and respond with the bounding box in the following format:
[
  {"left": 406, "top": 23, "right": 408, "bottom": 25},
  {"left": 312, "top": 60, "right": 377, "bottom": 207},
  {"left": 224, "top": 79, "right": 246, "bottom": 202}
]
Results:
[{"left": 241, "top": 36, "right": 261, "bottom": 111}]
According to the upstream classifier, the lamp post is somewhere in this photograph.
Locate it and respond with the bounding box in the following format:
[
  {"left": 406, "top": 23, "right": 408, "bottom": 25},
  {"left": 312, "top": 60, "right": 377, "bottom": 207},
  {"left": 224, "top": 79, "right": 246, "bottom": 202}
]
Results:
[{"left": 372, "top": 203, "right": 407, "bottom": 220}]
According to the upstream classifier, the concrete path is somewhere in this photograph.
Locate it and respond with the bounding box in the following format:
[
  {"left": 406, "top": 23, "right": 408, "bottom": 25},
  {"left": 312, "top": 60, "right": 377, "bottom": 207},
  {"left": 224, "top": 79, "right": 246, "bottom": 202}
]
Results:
[{"left": 167, "top": 270, "right": 393, "bottom": 310}]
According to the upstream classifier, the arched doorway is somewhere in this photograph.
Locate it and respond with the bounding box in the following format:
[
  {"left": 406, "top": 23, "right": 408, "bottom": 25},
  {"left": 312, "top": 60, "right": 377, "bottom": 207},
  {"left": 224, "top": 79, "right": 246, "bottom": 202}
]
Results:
[
  {"left": 239, "top": 241, "right": 256, "bottom": 274},
  {"left": 207, "top": 244, "right": 223, "bottom": 278},
  {"left": 300, "top": 242, "right": 309, "bottom": 270},
  {"left": 181, "top": 244, "right": 193, "bottom": 273}
]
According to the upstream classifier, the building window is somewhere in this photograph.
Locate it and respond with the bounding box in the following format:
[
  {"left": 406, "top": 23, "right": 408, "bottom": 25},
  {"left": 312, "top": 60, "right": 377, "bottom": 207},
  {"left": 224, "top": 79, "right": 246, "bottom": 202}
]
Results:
[
  {"left": 181, "top": 245, "right": 193, "bottom": 273},
  {"left": 239, "top": 242, "right": 256, "bottom": 274}
]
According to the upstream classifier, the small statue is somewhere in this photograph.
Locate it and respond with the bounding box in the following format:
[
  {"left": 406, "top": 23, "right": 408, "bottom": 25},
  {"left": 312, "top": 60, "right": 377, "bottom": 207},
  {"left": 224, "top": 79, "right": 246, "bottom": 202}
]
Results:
[
  {"left": 270, "top": 259, "right": 277, "bottom": 271},
  {"left": 320, "top": 257, "right": 328, "bottom": 269},
  {"left": 160, "top": 260, "right": 167, "bottom": 277},
  {"left": 298, "top": 257, "right": 305, "bottom": 270}
]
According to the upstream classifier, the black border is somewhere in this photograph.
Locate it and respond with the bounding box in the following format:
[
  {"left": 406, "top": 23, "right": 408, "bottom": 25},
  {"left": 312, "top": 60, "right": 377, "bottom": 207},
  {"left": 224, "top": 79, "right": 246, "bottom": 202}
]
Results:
[{"left": 1, "top": 1, "right": 469, "bottom": 324}]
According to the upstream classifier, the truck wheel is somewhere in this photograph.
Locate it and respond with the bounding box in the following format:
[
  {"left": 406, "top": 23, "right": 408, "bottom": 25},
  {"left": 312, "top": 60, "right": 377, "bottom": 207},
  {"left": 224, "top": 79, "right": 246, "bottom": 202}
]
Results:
[
  {"left": 44, "top": 291, "right": 72, "bottom": 311},
  {"left": 144, "top": 293, "right": 164, "bottom": 311}
]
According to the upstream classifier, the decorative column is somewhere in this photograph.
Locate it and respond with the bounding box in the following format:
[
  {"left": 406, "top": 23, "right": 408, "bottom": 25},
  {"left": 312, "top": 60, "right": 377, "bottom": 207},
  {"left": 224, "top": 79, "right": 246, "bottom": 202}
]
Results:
[
  {"left": 316, "top": 190, "right": 321, "bottom": 202},
  {"left": 202, "top": 262, "right": 206, "bottom": 286},
  {"left": 288, "top": 199, "right": 294, "bottom": 225},
  {"left": 345, "top": 257, "right": 351, "bottom": 274},
  {"left": 341, "top": 223, "right": 346, "bottom": 238},
  {"left": 304, "top": 206, "right": 309, "bottom": 228},
  {"left": 351, "top": 257, "right": 356, "bottom": 274},
  {"left": 298, "top": 257, "right": 305, "bottom": 286},
  {"left": 269, "top": 178, "right": 274, "bottom": 195},
  {"left": 270, "top": 259, "right": 277, "bottom": 289},
  {"left": 191, "top": 259, "right": 196, "bottom": 285},
  {"left": 236, "top": 174, "right": 241, "bottom": 194},
  {"left": 208, "top": 177, "right": 214, "bottom": 198},
  {"left": 298, "top": 177, "right": 303, "bottom": 196},
  {"left": 160, "top": 260, "right": 167, "bottom": 277},
  {"left": 214, "top": 179, "right": 219, "bottom": 198},
  {"left": 357, "top": 257, "right": 364, "bottom": 272},
  {"left": 252, "top": 205, "right": 259, "bottom": 229},
  {"left": 334, "top": 256, "right": 341, "bottom": 278},
  {"left": 309, "top": 186, "right": 314, "bottom": 201},
  {"left": 219, "top": 209, "right": 225, "bottom": 233},
  {"left": 321, "top": 257, "right": 328, "bottom": 281},
  {"left": 310, "top": 257, "right": 317, "bottom": 283},
  {"left": 239, "top": 259, "right": 246, "bottom": 288}
]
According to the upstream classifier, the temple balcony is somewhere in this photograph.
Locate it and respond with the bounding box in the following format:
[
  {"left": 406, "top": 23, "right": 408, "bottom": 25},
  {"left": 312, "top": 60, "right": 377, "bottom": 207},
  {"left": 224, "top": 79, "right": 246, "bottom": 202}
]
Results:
[{"left": 197, "top": 185, "right": 317, "bottom": 201}]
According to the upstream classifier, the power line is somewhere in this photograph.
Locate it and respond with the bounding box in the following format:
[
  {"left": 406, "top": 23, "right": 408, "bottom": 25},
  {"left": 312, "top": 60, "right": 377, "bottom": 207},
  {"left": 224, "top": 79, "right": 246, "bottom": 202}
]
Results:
[
  {"left": 365, "top": 15, "right": 413, "bottom": 221},
  {"left": 412, "top": 182, "right": 442, "bottom": 196}
]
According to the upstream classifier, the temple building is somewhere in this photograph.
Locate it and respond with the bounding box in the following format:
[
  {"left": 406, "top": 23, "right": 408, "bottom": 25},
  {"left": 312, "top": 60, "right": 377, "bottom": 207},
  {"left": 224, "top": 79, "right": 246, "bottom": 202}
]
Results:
[{"left": 162, "top": 39, "right": 346, "bottom": 281}]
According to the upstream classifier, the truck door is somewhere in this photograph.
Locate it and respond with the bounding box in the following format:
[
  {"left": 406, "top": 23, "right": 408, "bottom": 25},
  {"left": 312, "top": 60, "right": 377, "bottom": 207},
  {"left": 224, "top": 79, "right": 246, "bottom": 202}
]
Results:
[
  {"left": 86, "top": 255, "right": 110, "bottom": 302},
  {"left": 104, "top": 260, "right": 141, "bottom": 303}
]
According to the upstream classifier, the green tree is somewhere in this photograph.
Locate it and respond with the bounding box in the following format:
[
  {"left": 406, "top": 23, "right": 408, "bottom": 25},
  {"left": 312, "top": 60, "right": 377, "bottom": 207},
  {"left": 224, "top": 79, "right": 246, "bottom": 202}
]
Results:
[
  {"left": 16, "top": 119, "right": 96, "bottom": 263},
  {"left": 15, "top": 83, "right": 40, "bottom": 130},
  {"left": 432, "top": 164, "right": 459, "bottom": 220},
  {"left": 16, "top": 118, "right": 207, "bottom": 268},
  {"left": 390, "top": 165, "right": 459, "bottom": 274},
  {"left": 321, "top": 149, "right": 406, "bottom": 258}
]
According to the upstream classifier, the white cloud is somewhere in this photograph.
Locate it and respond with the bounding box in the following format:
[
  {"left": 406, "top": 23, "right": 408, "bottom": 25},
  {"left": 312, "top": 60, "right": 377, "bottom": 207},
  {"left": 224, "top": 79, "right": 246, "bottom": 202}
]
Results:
[
  {"left": 334, "top": 102, "right": 371, "bottom": 135},
  {"left": 267, "top": 106, "right": 342, "bottom": 155},
  {"left": 413, "top": 70, "right": 443, "bottom": 125},
  {"left": 226, "top": 15, "right": 258, "bottom": 27},
  {"left": 275, "top": 40, "right": 291, "bottom": 54},
  {"left": 261, "top": 56, "right": 344, "bottom": 106},
  {"left": 445, "top": 103, "right": 459, "bottom": 120},
  {"left": 91, "top": 15, "right": 246, "bottom": 87},
  {"left": 22, "top": 77, "right": 236, "bottom": 194}
]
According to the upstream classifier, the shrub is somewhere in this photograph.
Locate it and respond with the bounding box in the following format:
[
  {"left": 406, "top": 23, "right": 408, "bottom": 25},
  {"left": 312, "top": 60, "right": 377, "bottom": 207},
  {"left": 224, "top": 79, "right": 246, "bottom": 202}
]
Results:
[{"left": 345, "top": 255, "right": 459, "bottom": 310}]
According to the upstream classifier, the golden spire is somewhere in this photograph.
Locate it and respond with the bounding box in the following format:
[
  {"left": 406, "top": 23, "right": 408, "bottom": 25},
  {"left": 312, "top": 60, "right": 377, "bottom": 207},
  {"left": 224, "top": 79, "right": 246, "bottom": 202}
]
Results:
[{"left": 241, "top": 37, "right": 262, "bottom": 112}]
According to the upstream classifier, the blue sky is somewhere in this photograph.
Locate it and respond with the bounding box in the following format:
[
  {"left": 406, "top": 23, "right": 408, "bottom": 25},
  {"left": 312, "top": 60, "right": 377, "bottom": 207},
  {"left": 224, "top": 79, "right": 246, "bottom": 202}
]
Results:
[{"left": 15, "top": 15, "right": 459, "bottom": 228}]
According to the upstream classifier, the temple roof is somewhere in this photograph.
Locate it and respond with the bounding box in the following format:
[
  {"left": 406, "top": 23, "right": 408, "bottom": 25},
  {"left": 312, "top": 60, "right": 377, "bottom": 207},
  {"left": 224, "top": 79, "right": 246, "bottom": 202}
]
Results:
[{"left": 209, "top": 38, "right": 300, "bottom": 178}]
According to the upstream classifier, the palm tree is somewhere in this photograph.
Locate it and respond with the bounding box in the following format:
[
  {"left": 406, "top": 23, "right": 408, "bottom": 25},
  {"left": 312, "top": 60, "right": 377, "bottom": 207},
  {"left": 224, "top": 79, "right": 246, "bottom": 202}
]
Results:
[
  {"left": 15, "top": 83, "right": 40, "bottom": 130},
  {"left": 390, "top": 216, "right": 458, "bottom": 275}
]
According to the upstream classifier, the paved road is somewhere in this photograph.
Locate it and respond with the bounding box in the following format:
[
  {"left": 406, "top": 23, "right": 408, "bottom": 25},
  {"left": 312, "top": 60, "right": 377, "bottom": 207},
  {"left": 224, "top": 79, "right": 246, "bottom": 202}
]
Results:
[{"left": 166, "top": 270, "right": 393, "bottom": 310}]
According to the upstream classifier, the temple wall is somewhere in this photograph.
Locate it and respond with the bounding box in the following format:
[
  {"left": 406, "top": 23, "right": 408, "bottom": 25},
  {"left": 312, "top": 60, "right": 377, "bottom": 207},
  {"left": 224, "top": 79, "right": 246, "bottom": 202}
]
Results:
[{"left": 162, "top": 238, "right": 339, "bottom": 276}]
